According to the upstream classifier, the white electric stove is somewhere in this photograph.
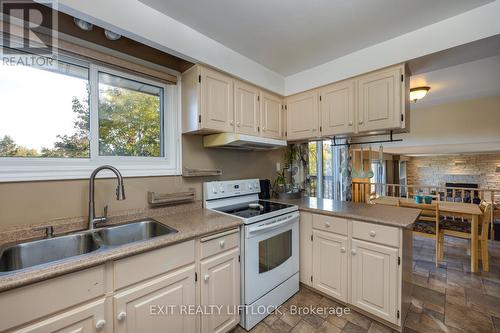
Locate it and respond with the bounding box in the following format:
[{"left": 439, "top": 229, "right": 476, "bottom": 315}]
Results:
[{"left": 204, "top": 179, "right": 300, "bottom": 330}]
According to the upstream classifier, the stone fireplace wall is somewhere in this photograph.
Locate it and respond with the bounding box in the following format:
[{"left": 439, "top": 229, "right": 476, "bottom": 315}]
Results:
[{"left": 406, "top": 153, "right": 500, "bottom": 190}]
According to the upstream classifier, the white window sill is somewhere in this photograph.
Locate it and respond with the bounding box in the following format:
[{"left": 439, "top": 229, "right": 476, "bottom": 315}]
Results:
[{"left": 0, "top": 159, "right": 181, "bottom": 182}]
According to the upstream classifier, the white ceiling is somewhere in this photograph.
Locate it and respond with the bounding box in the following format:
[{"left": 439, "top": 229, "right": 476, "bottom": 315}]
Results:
[
  {"left": 138, "top": 0, "right": 492, "bottom": 76},
  {"left": 410, "top": 54, "right": 500, "bottom": 109}
]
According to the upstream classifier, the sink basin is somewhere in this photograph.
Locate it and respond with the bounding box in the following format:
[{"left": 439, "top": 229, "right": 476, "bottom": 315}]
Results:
[
  {"left": 0, "top": 233, "right": 100, "bottom": 273},
  {"left": 94, "top": 219, "right": 177, "bottom": 247}
]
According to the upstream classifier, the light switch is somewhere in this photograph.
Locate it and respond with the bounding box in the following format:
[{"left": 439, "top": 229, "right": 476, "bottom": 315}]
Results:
[{"left": 276, "top": 162, "right": 281, "bottom": 172}]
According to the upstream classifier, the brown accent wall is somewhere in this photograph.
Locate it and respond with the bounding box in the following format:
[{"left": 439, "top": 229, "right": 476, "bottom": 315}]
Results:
[
  {"left": 0, "top": 136, "right": 283, "bottom": 227},
  {"left": 407, "top": 153, "right": 500, "bottom": 189}
]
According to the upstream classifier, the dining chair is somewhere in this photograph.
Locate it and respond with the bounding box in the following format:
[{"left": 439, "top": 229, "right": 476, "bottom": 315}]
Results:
[
  {"left": 400, "top": 201, "right": 441, "bottom": 266},
  {"left": 438, "top": 202, "right": 492, "bottom": 271}
]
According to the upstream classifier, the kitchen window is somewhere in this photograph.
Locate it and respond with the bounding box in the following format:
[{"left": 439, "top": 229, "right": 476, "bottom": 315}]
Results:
[
  {"left": 308, "top": 140, "right": 343, "bottom": 200},
  {"left": 0, "top": 48, "right": 180, "bottom": 181}
]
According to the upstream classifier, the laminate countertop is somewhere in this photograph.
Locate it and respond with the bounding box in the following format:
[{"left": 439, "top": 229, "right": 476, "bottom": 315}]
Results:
[
  {"left": 0, "top": 208, "right": 242, "bottom": 292},
  {"left": 274, "top": 197, "right": 421, "bottom": 228}
]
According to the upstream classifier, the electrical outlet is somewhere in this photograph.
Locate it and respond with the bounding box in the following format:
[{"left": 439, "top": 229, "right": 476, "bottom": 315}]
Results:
[{"left": 276, "top": 162, "right": 281, "bottom": 172}]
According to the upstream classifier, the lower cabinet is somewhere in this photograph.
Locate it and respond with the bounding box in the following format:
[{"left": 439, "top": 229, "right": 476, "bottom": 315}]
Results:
[
  {"left": 312, "top": 229, "right": 348, "bottom": 302},
  {"left": 113, "top": 265, "right": 196, "bottom": 333},
  {"left": 13, "top": 298, "right": 108, "bottom": 333},
  {"left": 302, "top": 213, "right": 405, "bottom": 328},
  {"left": 299, "top": 212, "right": 313, "bottom": 287},
  {"left": 351, "top": 239, "right": 398, "bottom": 324},
  {"left": 200, "top": 248, "right": 240, "bottom": 333}
]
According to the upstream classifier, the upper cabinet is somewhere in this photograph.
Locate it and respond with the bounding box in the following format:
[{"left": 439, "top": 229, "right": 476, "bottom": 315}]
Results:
[
  {"left": 182, "top": 65, "right": 234, "bottom": 134},
  {"left": 320, "top": 80, "right": 355, "bottom": 136},
  {"left": 260, "top": 91, "right": 284, "bottom": 139},
  {"left": 286, "top": 90, "right": 319, "bottom": 141},
  {"left": 183, "top": 63, "right": 408, "bottom": 140},
  {"left": 234, "top": 80, "right": 260, "bottom": 136},
  {"left": 182, "top": 65, "right": 285, "bottom": 139},
  {"left": 285, "top": 63, "right": 409, "bottom": 141},
  {"left": 357, "top": 65, "right": 406, "bottom": 132}
]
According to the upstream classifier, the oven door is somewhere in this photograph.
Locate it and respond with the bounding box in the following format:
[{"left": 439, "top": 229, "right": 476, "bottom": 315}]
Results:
[{"left": 243, "top": 212, "right": 299, "bottom": 304}]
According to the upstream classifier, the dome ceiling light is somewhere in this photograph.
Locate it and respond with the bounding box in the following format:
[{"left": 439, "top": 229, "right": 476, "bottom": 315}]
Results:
[
  {"left": 73, "top": 18, "right": 93, "bottom": 31},
  {"left": 410, "top": 86, "right": 431, "bottom": 103},
  {"left": 104, "top": 30, "right": 122, "bottom": 41}
]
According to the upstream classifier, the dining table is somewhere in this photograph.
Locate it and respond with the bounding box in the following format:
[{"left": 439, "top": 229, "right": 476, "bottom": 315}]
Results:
[{"left": 371, "top": 196, "right": 484, "bottom": 272}]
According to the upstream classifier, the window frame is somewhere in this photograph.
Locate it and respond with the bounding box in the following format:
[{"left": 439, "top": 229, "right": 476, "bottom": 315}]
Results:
[{"left": 0, "top": 54, "right": 181, "bottom": 182}]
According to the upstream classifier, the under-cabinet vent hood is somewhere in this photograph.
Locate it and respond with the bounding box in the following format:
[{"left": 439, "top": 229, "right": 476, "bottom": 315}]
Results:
[{"left": 203, "top": 133, "right": 287, "bottom": 151}]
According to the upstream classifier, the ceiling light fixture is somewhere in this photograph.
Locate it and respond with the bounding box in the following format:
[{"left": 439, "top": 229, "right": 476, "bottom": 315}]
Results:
[
  {"left": 410, "top": 86, "right": 430, "bottom": 103},
  {"left": 74, "top": 18, "right": 93, "bottom": 31},
  {"left": 104, "top": 30, "right": 122, "bottom": 41}
]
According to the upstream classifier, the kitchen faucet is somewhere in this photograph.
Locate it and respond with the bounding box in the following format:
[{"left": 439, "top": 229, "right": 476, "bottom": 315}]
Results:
[{"left": 88, "top": 165, "right": 126, "bottom": 230}]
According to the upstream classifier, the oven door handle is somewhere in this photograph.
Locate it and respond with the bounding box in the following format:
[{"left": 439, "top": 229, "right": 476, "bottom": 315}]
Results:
[{"left": 247, "top": 212, "right": 299, "bottom": 234}]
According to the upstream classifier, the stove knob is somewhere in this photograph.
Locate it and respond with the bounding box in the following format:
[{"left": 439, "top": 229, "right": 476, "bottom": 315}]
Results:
[
  {"left": 220, "top": 186, "right": 225, "bottom": 193},
  {"left": 249, "top": 184, "right": 253, "bottom": 190},
  {"left": 212, "top": 186, "right": 218, "bottom": 194}
]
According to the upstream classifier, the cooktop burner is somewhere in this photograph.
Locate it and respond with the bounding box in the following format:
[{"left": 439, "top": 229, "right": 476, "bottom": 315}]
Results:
[{"left": 214, "top": 200, "right": 295, "bottom": 219}]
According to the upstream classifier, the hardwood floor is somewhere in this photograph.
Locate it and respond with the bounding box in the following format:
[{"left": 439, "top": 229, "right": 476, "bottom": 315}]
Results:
[{"left": 232, "top": 236, "right": 500, "bottom": 333}]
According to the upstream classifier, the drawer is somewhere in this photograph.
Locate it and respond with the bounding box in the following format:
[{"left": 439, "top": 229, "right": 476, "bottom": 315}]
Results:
[
  {"left": 200, "top": 228, "right": 239, "bottom": 259},
  {"left": 312, "top": 214, "right": 348, "bottom": 235},
  {"left": 114, "top": 240, "right": 195, "bottom": 290},
  {"left": 352, "top": 221, "right": 399, "bottom": 247},
  {"left": 0, "top": 265, "right": 105, "bottom": 332}
]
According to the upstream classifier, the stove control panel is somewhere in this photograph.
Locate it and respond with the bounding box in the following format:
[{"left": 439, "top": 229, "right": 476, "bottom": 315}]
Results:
[{"left": 204, "top": 179, "right": 261, "bottom": 201}]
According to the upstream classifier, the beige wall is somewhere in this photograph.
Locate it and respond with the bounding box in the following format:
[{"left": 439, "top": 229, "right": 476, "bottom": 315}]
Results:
[
  {"left": 0, "top": 135, "right": 284, "bottom": 227},
  {"left": 407, "top": 153, "right": 500, "bottom": 190},
  {"left": 383, "top": 95, "right": 500, "bottom": 155}
]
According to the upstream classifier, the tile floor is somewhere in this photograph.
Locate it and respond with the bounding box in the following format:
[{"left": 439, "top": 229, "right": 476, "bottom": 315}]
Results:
[{"left": 232, "top": 236, "right": 500, "bottom": 333}]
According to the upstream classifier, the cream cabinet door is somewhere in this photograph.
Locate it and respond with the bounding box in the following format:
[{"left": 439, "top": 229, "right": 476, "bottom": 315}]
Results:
[
  {"left": 351, "top": 239, "right": 399, "bottom": 324},
  {"left": 320, "top": 80, "right": 355, "bottom": 136},
  {"left": 13, "top": 299, "right": 108, "bottom": 333},
  {"left": 114, "top": 265, "right": 196, "bottom": 333},
  {"left": 260, "top": 91, "right": 283, "bottom": 139},
  {"left": 200, "top": 248, "right": 240, "bottom": 333},
  {"left": 357, "top": 65, "right": 403, "bottom": 132},
  {"left": 286, "top": 90, "right": 319, "bottom": 140},
  {"left": 200, "top": 66, "right": 234, "bottom": 132},
  {"left": 312, "top": 230, "right": 348, "bottom": 302},
  {"left": 299, "top": 212, "right": 313, "bottom": 287},
  {"left": 234, "top": 80, "right": 260, "bottom": 136}
]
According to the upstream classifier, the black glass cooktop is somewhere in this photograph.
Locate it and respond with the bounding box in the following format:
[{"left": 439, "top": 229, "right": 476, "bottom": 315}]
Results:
[{"left": 214, "top": 200, "right": 294, "bottom": 219}]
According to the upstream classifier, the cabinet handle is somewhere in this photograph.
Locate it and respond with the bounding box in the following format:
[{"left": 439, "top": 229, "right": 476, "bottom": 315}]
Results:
[
  {"left": 358, "top": 120, "right": 363, "bottom": 125},
  {"left": 237, "top": 122, "right": 241, "bottom": 127},
  {"left": 262, "top": 127, "right": 266, "bottom": 131},
  {"left": 219, "top": 240, "right": 225, "bottom": 248},
  {"left": 351, "top": 249, "right": 357, "bottom": 255},
  {"left": 340, "top": 247, "right": 346, "bottom": 253},
  {"left": 325, "top": 222, "right": 331, "bottom": 228},
  {"left": 369, "top": 231, "right": 376, "bottom": 237},
  {"left": 95, "top": 319, "right": 106, "bottom": 329},
  {"left": 230, "top": 120, "right": 234, "bottom": 125},
  {"left": 204, "top": 274, "right": 210, "bottom": 281},
  {"left": 117, "top": 312, "right": 127, "bottom": 321},
  {"left": 348, "top": 121, "right": 353, "bottom": 126}
]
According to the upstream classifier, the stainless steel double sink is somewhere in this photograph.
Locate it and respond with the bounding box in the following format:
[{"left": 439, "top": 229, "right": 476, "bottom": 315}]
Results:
[{"left": 0, "top": 219, "right": 177, "bottom": 274}]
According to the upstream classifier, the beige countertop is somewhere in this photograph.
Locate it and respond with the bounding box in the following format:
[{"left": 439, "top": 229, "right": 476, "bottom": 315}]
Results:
[
  {"left": 0, "top": 208, "right": 242, "bottom": 292},
  {"left": 274, "top": 197, "right": 421, "bottom": 228}
]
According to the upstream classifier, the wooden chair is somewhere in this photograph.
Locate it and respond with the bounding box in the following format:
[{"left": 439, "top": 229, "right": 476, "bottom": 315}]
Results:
[
  {"left": 438, "top": 202, "right": 492, "bottom": 271},
  {"left": 400, "top": 201, "right": 441, "bottom": 266}
]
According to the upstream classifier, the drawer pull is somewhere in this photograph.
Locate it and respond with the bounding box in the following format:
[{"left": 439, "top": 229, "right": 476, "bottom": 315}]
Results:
[
  {"left": 96, "top": 319, "right": 106, "bottom": 329},
  {"left": 117, "top": 312, "right": 127, "bottom": 321},
  {"left": 325, "top": 222, "right": 331, "bottom": 228},
  {"left": 219, "top": 240, "right": 225, "bottom": 248},
  {"left": 340, "top": 247, "right": 346, "bottom": 253},
  {"left": 204, "top": 274, "right": 210, "bottom": 281},
  {"left": 351, "top": 249, "right": 357, "bottom": 255},
  {"left": 369, "top": 231, "right": 376, "bottom": 237}
]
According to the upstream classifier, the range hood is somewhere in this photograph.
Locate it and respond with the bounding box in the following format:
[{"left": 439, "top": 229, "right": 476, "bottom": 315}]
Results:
[{"left": 203, "top": 133, "right": 287, "bottom": 151}]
